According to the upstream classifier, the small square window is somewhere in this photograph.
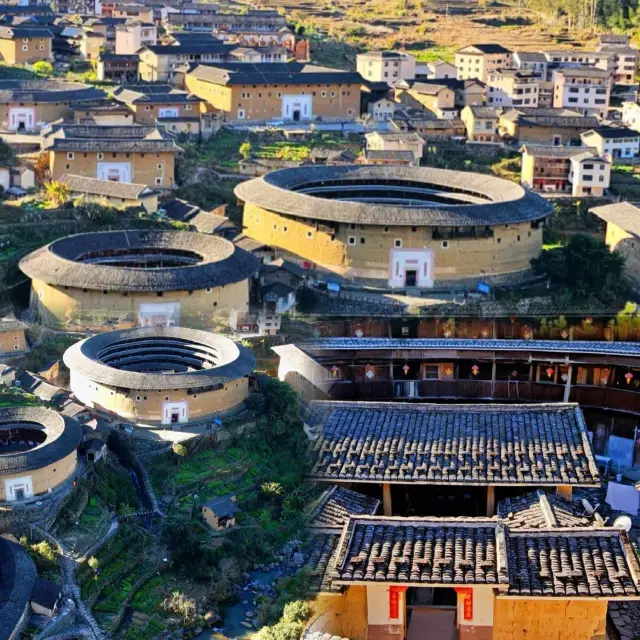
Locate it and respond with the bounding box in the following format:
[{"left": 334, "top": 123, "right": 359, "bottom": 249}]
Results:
[
  {"left": 394, "top": 239, "right": 402, "bottom": 248},
  {"left": 13, "top": 345, "right": 18, "bottom": 350},
  {"left": 360, "top": 237, "right": 366, "bottom": 244},
  {"left": 306, "top": 230, "right": 313, "bottom": 238},
  {"left": 67, "top": 152, "right": 74, "bottom": 160},
  {"left": 348, "top": 236, "right": 356, "bottom": 245},
  {"left": 155, "top": 177, "right": 162, "bottom": 185},
  {"left": 206, "top": 287, "right": 212, "bottom": 293},
  {"left": 165, "top": 396, "right": 169, "bottom": 401},
  {"left": 442, "top": 240, "right": 449, "bottom": 248},
  {"left": 185, "top": 104, "right": 192, "bottom": 111},
  {"left": 283, "top": 225, "right": 288, "bottom": 232},
  {"left": 22, "top": 45, "right": 28, "bottom": 51},
  {"left": 136, "top": 395, "right": 141, "bottom": 401},
  {"left": 65, "top": 164, "right": 70, "bottom": 170},
  {"left": 157, "top": 163, "right": 162, "bottom": 170},
  {"left": 97, "top": 152, "right": 104, "bottom": 160},
  {"left": 384, "top": 226, "right": 389, "bottom": 232}
]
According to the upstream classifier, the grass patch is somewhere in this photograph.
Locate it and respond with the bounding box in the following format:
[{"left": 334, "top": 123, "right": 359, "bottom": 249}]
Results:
[{"left": 407, "top": 44, "right": 457, "bottom": 63}]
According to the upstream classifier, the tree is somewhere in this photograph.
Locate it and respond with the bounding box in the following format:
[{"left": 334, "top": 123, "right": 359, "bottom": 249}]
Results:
[
  {"left": 43, "top": 180, "right": 70, "bottom": 206},
  {"left": 88, "top": 556, "right": 99, "bottom": 572},
  {"left": 33, "top": 60, "right": 53, "bottom": 76},
  {"left": 0, "top": 139, "right": 15, "bottom": 167},
  {"left": 531, "top": 234, "right": 626, "bottom": 301},
  {"left": 239, "top": 140, "right": 253, "bottom": 159},
  {"left": 172, "top": 442, "right": 187, "bottom": 462}
]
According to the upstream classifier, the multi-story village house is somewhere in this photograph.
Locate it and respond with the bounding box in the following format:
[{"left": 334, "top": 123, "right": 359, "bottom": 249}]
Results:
[
  {"left": 552, "top": 67, "right": 612, "bottom": 117},
  {"left": 0, "top": 25, "right": 52, "bottom": 64},
  {"left": 486, "top": 69, "right": 539, "bottom": 108},
  {"left": 184, "top": 62, "right": 362, "bottom": 124},
  {"left": 41, "top": 124, "right": 181, "bottom": 189},
  {"left": 581, "top": 126, "right": 640, "bottom": 161},
  {"left": 455, "top": 43, "right": 512, "bottom": 82}
]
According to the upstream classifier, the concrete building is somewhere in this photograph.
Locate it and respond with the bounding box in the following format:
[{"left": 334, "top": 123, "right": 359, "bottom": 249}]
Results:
[
  {"left": 184, "top": 63, "right": 362, "bottom": 124},
  {"left": 455, "top": 43, "right": 512, "bottom": 82},
  {"left": 486, "top": 69, "right": 539, "bottom": 108},
  {"left": 597, "top": 44, "right": 638, "bottom": 84},
  {"left": 460, "top": 105, "right": 501, "bottom": 141},
  {"left": 552, "top": 67, "right": 612, "bottom": 116},
  {"left": 520, "top": 144, "right": 609, "bottom": 196},
  {"left": 19, "top": 229, "right": 259, "bottom": 327},
  {"left": 498, "top": 108, "right": 600, "bottom": 145},
  {"left": 114, "top": 19, "right": 156, "bottom": 55},
  {"left": 60, "top": 173, "right": 159, "bottom": 212},
  {"left": 592, "top": 202, "right": 640, "bottom": 292},
  {"left": 364, "top": 131, "right": 425, "bottom": 163},
  {"left": 64, "top": 326, "right": 255, "bottom": 426},
  {"left": 79, "top": 29, "right": 104, "bottom": 60},
  {"left": 0, "top": 25, "right": 52, "bottom": 64},
  {"left": 394, "top": 81, "right": 457, "bottom": 118},
  {"left": 0, "top": 80, "right": 104, "bottom": 132},
  {"left": 366, "top": 96, "right": 395, "bottom": 122},
  {"left": 581, "top": 126, "right": 640, "bottom": 161},
  {"left": 512, "top": 51, "right": 548, "bottom": 78},
  {"left": 356, "top": 51, "right": 416, "bottom": 86},
  {"left": 0, "top": 406, "right": 82, "bottom": 503},
  {"left": 235, "top": 165, "right": 552, "bottom": 288},
  {"left": 41, "top": 124, "right": 181, "bottom": 188},
  {"left": 422, "top": 59, "right": 457, "bottom": 80}
]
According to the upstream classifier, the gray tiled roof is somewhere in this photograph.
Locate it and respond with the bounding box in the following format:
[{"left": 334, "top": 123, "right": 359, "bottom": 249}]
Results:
[
  {"left": 293, "top": 337, "right": 640, "bottom": 358},
  {"left": 521, "top": 144, "right": 599, "bottom": 158},
  {"left": 0, "top": 407, "right": 82, "bottom": 474},
  {"left": 333, "top": 516, "right": 508, "bottom": 585},
  {"left": 0, "top": 536, "right": 36, "bottom": 640},
  {"left": 63, "top": 326, "right": 255, "bottom": 391},
  {"left": 507, "top": 529, "right": 640, "bottom": 597},
  {"left": 308, "top": 401, "right": 599, "bottom": 486},
  {"left": 235, "top": 165, "right": 552, "bottom": 228},
  {"left": 309, "top": 486, "right": 380, "bottom": 529},
  {"left": 307, "top": 531, "right": 342, "bottom": 593},
  {"left": 497, "top": 490, "right": 592, "bottom": 528},
  {"left": 61, "top": 174, "right": 154, "bottom": 200},
  {"left": 0, "top": 80, "right": 104, "bottom": 104},
  {"left": 203, "top": 495, "right": 240, "bottom": 517},
  {"left": 591, "top": 202, "right": 640, "bottom": 236},
  {"left": 42, "top": 124, "right": 181, "bottom": 153},
  {"left": 20, "top": 230, "right": 259, "bottom": 292},
  {"left": 112, "top": 84, "right": 202, "bottom": 105},
  {"left": 189, "top": 62, "right": 363, "bottom": 87}
]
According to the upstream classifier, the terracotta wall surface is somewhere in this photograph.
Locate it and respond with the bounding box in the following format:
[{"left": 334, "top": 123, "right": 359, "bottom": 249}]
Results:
[
  {"left": 0, "top": 329, "right": 26, "bottom": 354},
  {"left": 71, "top": 371, "right": 249, "bottom": 425},
  {"left": 493, "top": 598, "right": 607, "bottom": 640},
  {"left": 606, "top": 222, "right": 640, "bottom": 290},
  {"left": 307, "top": 587, "right": 368, "bottom": 640},
  {"left": 0, "top": 450, "right": 77, "bottom": 501},
  {"left": 49, "top": 150, "right": 176, "bottom": 189},
  {"left": 0, "top": 36, "right": 51, "bottom": 64},
  {"left": 243, "top": 204, "right": 542, "bottom": 282},
  {"left": 29, "top": 278, "right": 250, "bottom": 326}
]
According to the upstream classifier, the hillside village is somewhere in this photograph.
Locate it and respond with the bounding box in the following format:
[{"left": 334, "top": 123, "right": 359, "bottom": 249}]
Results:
[{"left": 2, "top": 2, "right": 640, "bottom": 640}]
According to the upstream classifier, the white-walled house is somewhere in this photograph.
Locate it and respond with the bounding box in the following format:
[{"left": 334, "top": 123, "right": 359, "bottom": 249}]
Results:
[
  {"left": 568, "top": 152, "right": 611, "bottom": 196},
  {"left": 581, "top": 127, "right": 640, "bottom": 161}
]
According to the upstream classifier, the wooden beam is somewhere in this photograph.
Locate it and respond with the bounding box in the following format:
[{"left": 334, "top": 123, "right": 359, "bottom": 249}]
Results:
[
  {"left": 382, "top": 482, "right": 392, "bottom": 516},
  {"left": 563, "top": 364, "right": 573, "bottom": 403},
  {"left": 486, "top": 486, "right": 495, "bottom": 516},
  {"left": 491, "top": 359, "right": 497, "bottom": 398},
  {"left": 556, "top": 485, "right": 572, "bottom": 501}
]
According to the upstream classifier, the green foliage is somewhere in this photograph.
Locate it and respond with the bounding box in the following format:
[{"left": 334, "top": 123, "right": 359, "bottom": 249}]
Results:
[
  {"left": 531, "top": 233, "right": 627, "bottom": 302},
  {"left": 44, "top": 180, "right": 70, "bottom": 206},
  {"left": 275, "top": 145, "right": 311, "bottom": 162},
  {"left": 282, "top": 600, "right": 312, "bottom": 623},
  {"left": 20, "top": 538, "right": 60, "bottom": 574},
  {"left": 161, "top": 517, "right": 216, "bottom": 577},
  {"left": 88, "top": 556, "right": 99, "bottom": 571},
  {"left": 33, "top": 60, "right": 53, "bottom": 76},
  {"left": 239, "top": 140, "right": 253, "bottom": 159},
  {"left": 161, "top": 591, "right": 197, "bottom": 625},
  {"left": 93, "top": 459, "right": 140, "bottom": 513},
  {"left": 0, "top": 139, "right": 16, "bottom": 167},
  {"left": 172, "top": 442, "right": 187, "bottom": 459}
]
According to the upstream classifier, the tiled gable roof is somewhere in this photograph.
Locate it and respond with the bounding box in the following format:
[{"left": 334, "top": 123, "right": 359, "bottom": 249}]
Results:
[
  {"left": 332, "top": 516, "right": 508, "bottom": 585},
  {"left": 497, "top": 490, "right": 592, "bottom": 528},
  {"left": 307, "top": 402, "right": 599, "bottom": 486},
  {"left": 309, "top": 486, "right": 380, "bottom": 529},
  {"left": 307, "top": 532, "right": 342, "bottom": 593},
  {"left": 507, "top": 529, "right": 640, "bottom": 597}
]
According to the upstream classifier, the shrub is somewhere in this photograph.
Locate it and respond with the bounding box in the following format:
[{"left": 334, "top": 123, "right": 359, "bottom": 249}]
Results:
[
  {"left": 161, "top": 591, "right": 197, "bottom": 625},
  {"left": 33, "top": 60, "right": 53, "bottom": 76}
]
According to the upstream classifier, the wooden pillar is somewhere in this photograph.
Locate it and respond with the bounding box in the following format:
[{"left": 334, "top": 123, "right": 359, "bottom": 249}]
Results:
[
  {"left": 556, "top": 485, "right": 572, "bottom": 501},
  {"left": 486, "top": 486, "right": 495, "bottom": 516},
  {"left": 383, "top": 483, "right": 392, "bottom": 516},
  {"left": 491, "top": 358, "right": 497, "bottom": 398},
  {"left": 563, "top": 364, "right": 573, "bottom": 403},
  {"left": 492, "top": 318, "right": 497, "bottom": 339}
]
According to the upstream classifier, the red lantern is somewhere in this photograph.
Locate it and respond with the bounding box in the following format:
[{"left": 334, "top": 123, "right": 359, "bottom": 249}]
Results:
[
  {"left": 471, "top": 364, "right": 479, "bottom": 376},
  {"left": 546, "top": 367, "right": 554, "bottom": 379},
  {"left": 626, "top": 372, "right": 634, "bottom": 384},
  {"left": 402, "top": 364, "right": 410, "bottom": 376}
]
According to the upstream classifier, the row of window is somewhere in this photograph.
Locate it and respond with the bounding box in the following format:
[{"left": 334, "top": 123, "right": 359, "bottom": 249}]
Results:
[{"left": 66, "top": 152, "right": 165, "bottom": 160}]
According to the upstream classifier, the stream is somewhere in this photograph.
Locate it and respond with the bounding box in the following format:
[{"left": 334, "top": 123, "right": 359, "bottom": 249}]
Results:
[{"left": 196, "top": 568, "right": 287, "bottom": 639}]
